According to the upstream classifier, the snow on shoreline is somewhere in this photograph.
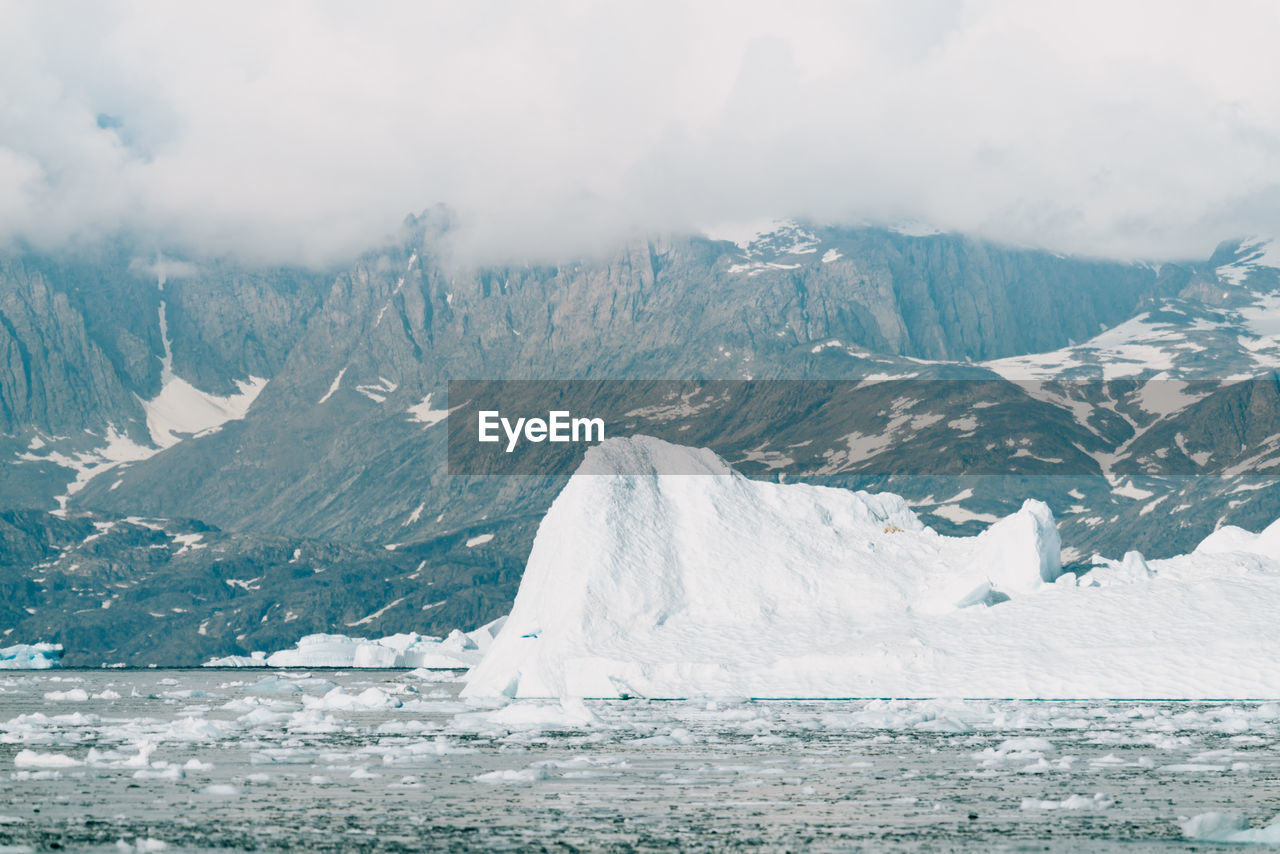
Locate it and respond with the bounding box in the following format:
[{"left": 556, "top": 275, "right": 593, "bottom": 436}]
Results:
[
  {"left": 463, "top": 435, "right": 1280, "bottom": 700},
  {"left": 202, "top": 618, "right": 505, "bottom": 669}
]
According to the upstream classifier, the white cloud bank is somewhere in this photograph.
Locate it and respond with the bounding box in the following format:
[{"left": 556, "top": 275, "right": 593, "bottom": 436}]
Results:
[{"left": 2, "top": 0, "right": 1279, "bottom": 265}]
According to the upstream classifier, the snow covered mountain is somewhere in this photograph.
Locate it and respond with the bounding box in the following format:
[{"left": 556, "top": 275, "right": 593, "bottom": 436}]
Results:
[{"left": 3, "top": 221, "right": 1280, "bottom": 664}]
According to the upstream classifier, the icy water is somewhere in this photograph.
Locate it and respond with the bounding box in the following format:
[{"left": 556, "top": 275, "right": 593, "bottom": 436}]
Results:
[{"left": 2, "top": 671, "right": 1279, "bottom": 851}]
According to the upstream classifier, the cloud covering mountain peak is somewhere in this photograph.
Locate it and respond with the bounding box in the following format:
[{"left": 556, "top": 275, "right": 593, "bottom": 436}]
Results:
[{"left": 3, "top": 1, "right": 1280, "bottom": 266}]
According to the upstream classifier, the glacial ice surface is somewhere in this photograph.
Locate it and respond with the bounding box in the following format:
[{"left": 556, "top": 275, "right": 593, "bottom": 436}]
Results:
[{"left": 464, "top": 436, "right": 1280, "bottom": 699}]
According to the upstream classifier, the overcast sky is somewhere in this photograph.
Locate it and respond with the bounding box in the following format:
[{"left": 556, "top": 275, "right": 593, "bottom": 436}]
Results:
[{"left": 3, "top": 0, "right": 1280, "bottom": 266}]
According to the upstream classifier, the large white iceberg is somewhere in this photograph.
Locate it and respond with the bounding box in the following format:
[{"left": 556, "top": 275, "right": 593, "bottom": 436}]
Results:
[
  {"left": 0, "top": 642, "right": 63, "bottom": 670},
  {"left": 463, "top": 436, "right": 1280, "bottom": 699},
  {"left": 203, "top": 619, "right": 505, "bottom": 669}
]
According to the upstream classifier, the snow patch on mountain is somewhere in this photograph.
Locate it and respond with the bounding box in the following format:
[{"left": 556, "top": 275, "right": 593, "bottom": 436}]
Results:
[
  {"left": 318, "top": 367, "right": 346, "bottom": 404},
  {"left": 984, "top": 297, "right": 1280, "bottom": 385},
  {"left": 143, "top": 375, "right": 267, "bottom": 449},
  {"left": 702, "top": 219, "right": 798, "bottom": 251},
  {"left": 707, "top": 220, "right": 823, "bottom": 276},
  {"left": 407, "top": 392, "right": 449, "bottom": 427},
  {"left": 141, "top": 272, "right": 268, "bottom": 448},
  {"left": 13, "top": 274, "right": 267, "bottom": 508},
  {"left": 1216, "top": 237, "right": 1280, "bottom": 287},
  {"left": 17, "top": 426, "right": 154, "bottom": 514},
  {"left": 355, "top": 376, "right": 397, "bottom": 403}
]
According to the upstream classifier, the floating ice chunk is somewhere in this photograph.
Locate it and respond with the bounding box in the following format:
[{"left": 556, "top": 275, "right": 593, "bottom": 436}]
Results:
[
  {"left": 1021, "top": 793, "right": 1113, "bottom": 810},
  {"left": 160, "top": 717, "right": 238, "bottom": 742},
  {"left": 248, "top": 676, "right": 302, "bottom": 694},
  {"left": 473, "top": 766, "right": 548, "bottom": 785},
  {"left": 43, "top": 688, "right": 88, "bottom": 701},
  {"left": 266, "top": 635, "right": 363, "bottom": 668},
  {"left": 0, "top": 643, "right": 62, "bottom": 670},
  {"left": 303, "top": 687, "right": 402, "bottom": 711},
  {"left": 14, "top": 749, "right": 80, "bottom": 768},
  {"left": 132, "top": 765, "right": 183, "bottom": 781},
  {"left": 450, "top": 699, "right": 598, "bottom": 734},
  {"left": 202, "top": 784, "right": 238, "bottom": 796},
  {"left": 405, "top": 668, "right": 464, "bottom": 682},
  {"left": 1183, "top": 812, "right": 1280, "bottom": 843},
  {"left": 202, "top": 651, "right": 268, "bottom": 667},
  {"left": 209, "top": 620, "right": 506, "bottom": 670}
]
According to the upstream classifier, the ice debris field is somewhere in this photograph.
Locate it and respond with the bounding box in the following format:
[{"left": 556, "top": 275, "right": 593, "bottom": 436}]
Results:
[{"left": 4, "top": 669, "right": 1280, "bottom": 850}]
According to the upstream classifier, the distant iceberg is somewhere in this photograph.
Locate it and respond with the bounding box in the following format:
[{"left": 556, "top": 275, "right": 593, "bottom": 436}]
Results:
[
  {"left": 203, "top": 619, "right": 505, "bottom": 669},
  {"left": 463, "top": 435, "right": 1280, "bottom": 699},
  {"left": 0, "top": 642, "right": 63, "bottom": 670}
]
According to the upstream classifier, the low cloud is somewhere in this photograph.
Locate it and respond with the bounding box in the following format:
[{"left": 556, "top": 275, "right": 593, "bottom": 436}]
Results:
[
  {"left": 128, "top": 255, "right": 199, "bottom": 283},
  {"left": 2, "top": 1, "right": 1279, "bottom": 267}
]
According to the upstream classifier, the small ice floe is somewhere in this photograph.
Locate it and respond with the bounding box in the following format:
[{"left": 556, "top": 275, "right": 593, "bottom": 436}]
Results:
[
  {"left": 14, "top": 749, "right": 81, "bottom": 768},
  {"left": 43, "top": 688, "right": 89, "bottom": 701},
  {"left": 1182, "top": 812, "right": 1280, "bottom": 844},
  {"left": 303, "top": 687, "right": 403, "bottom": 712},
  {"left": 1021, "top": 793, "right": 1114, "bottom": 810},
  {"left": 450, "top": 699, "right": 599, "bottom": 735},
  {"left": 115, "top": 838, "right": 169, "bottom": 852},
  {"left": 201, "top": 784, "right": 238, "bottom": 796},
  {"left": 473, "top": 766, "right": 548, "bottom": 785},
  {"left": 202, "top": 652, "right": 268, "bottom": 668}
]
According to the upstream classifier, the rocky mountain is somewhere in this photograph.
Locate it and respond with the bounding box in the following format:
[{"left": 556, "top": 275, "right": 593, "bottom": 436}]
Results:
[{"left": 3, "top": 218, "right": 1279, "bottom": 664}]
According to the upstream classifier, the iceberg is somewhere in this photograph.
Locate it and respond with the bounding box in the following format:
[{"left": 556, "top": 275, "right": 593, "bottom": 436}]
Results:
[
  {"left": 203, "top": 619, "right": 505, "bottom": 669},
  {"left": 0, "top": 642, "right": 63, "bottom": 670},
  {"left": 463, "top": 436, "right": 1280, "bottom": 699}
]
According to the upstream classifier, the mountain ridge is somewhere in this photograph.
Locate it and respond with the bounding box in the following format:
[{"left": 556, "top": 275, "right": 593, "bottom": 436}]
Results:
[{"left": 3, "top": 222, "right": 1279, "bottom": 663}]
